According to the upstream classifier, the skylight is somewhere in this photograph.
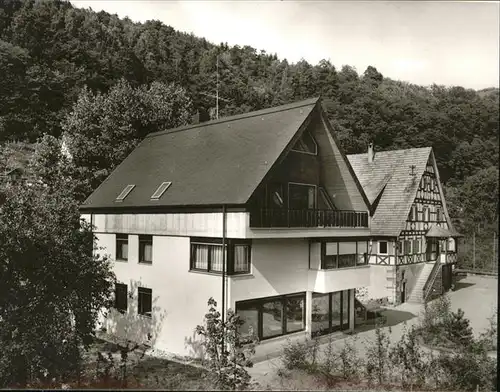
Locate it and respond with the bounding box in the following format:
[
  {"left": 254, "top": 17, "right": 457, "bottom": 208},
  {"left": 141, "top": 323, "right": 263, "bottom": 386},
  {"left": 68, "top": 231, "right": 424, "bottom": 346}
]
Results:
[
  {"left": 115, "top": 184, "right": 135, "bottom": 202},
  {"left": 151, "top": 182, "right": 172, "bottom": 200}
]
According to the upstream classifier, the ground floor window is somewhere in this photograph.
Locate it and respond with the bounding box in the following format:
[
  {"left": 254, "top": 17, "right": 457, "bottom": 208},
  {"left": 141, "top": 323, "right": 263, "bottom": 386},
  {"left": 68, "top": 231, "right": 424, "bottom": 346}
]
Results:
[
  {"left": 236, "top": 292, "right": 306, "bottom": 341},
  {"left": 138, "top": 287, "right": 152, "bottom": 317},
  {"left": 114, "top": 283, "right": 128, "bottom": 313},
  {"left": 311, "top": 290, "right": 351, "bottom": 336}
]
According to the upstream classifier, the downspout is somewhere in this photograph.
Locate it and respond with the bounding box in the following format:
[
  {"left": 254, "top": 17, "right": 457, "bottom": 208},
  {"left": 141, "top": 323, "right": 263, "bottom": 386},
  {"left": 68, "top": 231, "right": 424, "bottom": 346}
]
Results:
[{"left": 221, "top": 204, "right": 227, "bottom": 353}]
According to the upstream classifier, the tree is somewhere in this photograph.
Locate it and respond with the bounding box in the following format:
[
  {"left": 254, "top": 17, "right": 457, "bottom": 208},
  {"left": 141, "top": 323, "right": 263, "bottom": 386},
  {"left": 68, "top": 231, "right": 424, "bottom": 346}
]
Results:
[
  {"left": 59, "top": 79, "right": 193, "bottom": 199},
  {"left": 0, "top": 183, "right": 115, "bottom": 388}
]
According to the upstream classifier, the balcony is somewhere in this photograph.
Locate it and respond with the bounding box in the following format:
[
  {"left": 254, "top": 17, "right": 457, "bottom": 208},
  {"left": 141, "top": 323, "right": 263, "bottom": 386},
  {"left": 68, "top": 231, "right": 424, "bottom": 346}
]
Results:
[{"left": 249, "top": 208, "right": 369, "bottom": 229}]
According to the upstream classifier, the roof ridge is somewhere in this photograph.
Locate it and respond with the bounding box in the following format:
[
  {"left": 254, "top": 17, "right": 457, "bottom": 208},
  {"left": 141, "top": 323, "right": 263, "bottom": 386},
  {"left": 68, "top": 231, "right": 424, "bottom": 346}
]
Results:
[
  {"left": 146, "top": 97, "right": 320, "bottom": 139},
  {"left": 347, "top": 146, "right": 432, "bottom": 157}
]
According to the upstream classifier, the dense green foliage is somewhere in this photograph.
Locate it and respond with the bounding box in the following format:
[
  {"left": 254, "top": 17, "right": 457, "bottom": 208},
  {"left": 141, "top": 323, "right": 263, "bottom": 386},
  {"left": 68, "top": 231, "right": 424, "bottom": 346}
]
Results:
[
  {"left": 0, "top": 183, "right": 115, "bottom": 387},
  {"left": 0, "top": 0, "right": 498, "bottom": 227}
]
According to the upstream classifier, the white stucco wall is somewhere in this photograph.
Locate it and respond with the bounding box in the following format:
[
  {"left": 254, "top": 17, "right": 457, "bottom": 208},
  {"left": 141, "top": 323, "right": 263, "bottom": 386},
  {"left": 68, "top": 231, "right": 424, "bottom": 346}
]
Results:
[
  {"left": 229, "top": 239, "right": 310, "bottom": 305},
  {"left": 95, "top": 233, "right": 222, "bottom": 358},
  {"left": 366, "top": 265, "right": 393, "bottom": 302},
  {"left": 95, "top": 233, "right": 371, "bottom": 358}
]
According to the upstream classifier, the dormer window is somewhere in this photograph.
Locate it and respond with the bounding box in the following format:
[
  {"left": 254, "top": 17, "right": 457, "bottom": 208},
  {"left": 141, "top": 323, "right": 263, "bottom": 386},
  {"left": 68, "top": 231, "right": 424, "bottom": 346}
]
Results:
[
  {"left": 151, "top": 181, "right": 172, "bottom": 200},
  {"left": 291, "top": 131, "right": 318, "bottom": 155},
  {"left": 115, "top": 184, "right": 135, "bottom": 202}
]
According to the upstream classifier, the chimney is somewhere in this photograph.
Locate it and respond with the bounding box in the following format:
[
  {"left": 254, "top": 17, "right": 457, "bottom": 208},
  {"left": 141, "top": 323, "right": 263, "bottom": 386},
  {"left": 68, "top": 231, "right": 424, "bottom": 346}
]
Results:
[{"left": 368, "top": 142, "right": 375, "bottom": 163}]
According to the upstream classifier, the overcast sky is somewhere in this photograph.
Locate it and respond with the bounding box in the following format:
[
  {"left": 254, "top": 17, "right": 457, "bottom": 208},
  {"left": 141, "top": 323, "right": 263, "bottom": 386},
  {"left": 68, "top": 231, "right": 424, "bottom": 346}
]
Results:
[{"left": 71, "top": 1, "right": 499, "bottom": 90}]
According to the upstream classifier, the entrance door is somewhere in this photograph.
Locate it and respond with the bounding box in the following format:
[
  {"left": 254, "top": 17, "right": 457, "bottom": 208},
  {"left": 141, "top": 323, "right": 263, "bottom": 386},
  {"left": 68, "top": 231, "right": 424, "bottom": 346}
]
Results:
[
  {"left": 442, "top": 264, "right": 452, "bottom": 292},
  {"left": 401, "top": 282, "right": 406, "bottom": 303},
  {"left": 426, "top": 238, "right": 439, "bottom": 261}
]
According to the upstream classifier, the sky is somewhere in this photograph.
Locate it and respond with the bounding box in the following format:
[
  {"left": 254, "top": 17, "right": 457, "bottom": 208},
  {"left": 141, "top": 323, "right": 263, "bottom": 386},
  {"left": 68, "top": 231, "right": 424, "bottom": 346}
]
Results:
[{"left": 71, "top": 1, "right": 499, "bottom": 90}]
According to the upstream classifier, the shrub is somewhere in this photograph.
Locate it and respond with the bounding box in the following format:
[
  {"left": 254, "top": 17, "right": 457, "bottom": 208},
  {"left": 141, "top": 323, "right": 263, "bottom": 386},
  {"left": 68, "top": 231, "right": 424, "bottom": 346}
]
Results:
[
  {"left": 282, "top": 339, "right": 310, "bottom": 370},
  {"left": 281, "top": 337, "right": 320, "bottom": 373},
  {"left": 443, "top": 308, "right": 474, "bottom": 347},
  {"left": 365, "top": 322, "right": 392, "bottom": 385},
  {"left": 478, "top": 308, "right": 497, "bottom": 351},
  {"left": 437, "top": 341, "right": 497, "bottom": 391},
  {"left": 195, "top": 297, "right": 258, "bottom": 390},
  {"left": 389, "top": 324, "right": 425, "bottom": 389},
  {"left": 338, "top": 335, "right": 361, "bottom": 381}
]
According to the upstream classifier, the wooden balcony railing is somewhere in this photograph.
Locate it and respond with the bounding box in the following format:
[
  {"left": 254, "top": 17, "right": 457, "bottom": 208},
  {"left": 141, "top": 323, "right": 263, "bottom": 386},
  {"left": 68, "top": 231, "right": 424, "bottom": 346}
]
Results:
[{"left": 249, "top": 208, "right": 369, "bottom": 229}]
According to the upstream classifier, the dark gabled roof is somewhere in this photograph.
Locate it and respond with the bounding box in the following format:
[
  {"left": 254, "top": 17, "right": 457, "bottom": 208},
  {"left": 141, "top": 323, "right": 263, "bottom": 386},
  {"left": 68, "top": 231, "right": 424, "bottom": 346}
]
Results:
[
  {"left": 347, "top": 147, "right": 432, "bottom": 236},
  {"left": 81, "top": 97, "right": 320, "bottom": 211}
]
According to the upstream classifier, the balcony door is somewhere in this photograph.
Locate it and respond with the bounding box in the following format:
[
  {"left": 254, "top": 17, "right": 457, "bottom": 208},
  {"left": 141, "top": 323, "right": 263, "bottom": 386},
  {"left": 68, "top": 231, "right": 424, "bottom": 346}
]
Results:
[
  {"left": 288, "top": 183, "right": 316, "bottom": 210},
  {"left": 312, "top": 290, "right": 350, "bottom": 337}
]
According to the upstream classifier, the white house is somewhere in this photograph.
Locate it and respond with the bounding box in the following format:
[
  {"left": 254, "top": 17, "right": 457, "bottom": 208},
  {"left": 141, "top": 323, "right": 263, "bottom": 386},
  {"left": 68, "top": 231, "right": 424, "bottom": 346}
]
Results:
[
  {"left": 80, "top": 97, "right": 374, "bottom": 358},
  {"left": 347, "top": 144, "right": 462, "bottom": 305}
]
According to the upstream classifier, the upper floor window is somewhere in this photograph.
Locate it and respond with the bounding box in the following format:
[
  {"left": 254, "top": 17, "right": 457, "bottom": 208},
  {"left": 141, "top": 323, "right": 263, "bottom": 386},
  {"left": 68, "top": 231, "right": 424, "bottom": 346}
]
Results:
[
  {"left": 190, "top": 238, "right": 251, "bottom": 275},
  {"left": 291, "top": 131, "right": 318, "bottom": 155},
  {"left": 409, "top": 205, "right": 417, "bottom": 221},
  {"left": 423, "top": 206, "right": 429, "bottom": 222},
  {"left": 379, "top": 241, "right": 388, "bottom": 254},
  {"left": 139, "top": 235, "right": 153, "bottom": 264},
  {"left": 116, "top": 234, "right": 128, "bottom": 261},
  {"left": 404, "top": 240, "right": 412, "bottom": 255},
  {"left": 288, "top": 183, "right": 316, "bottom": 210},
  {"left": 114, "top": 283, "right": 128, "bottom": 313},
  {"left": 436, "top": 207, "right": 443, "bottom": 222},
  {"left": 322, "top": 241, "right": 369, "bottom": 269}
]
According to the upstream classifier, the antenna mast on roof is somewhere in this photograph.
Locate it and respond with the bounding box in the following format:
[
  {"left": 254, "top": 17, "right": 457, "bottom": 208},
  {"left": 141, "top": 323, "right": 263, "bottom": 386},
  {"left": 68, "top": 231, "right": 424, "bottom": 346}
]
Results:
[{"left": 199, "top": 52, "right": 232, "bottom": 120}]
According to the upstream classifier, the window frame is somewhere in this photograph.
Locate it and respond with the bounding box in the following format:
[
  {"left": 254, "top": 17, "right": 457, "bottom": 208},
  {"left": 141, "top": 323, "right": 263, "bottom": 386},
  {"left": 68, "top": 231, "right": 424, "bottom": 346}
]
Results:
[
  {"left": 288, "top": 182, "right": 317, "bottom": 210},
  {"left": 138, "top": 235, "right": 153, "bottom": 264},
  {"left": 379, "top": 241, "right": 388, "bottom": 255},
  {"left": 138, "top": 287, "right": 152, "bottom": 317},
  {"left": 291, "top": 131, "right": 318, "bottom": 155},
  {"left": 321, "top": 240, "right": 368, "bottom": 269},
  {"left": 114, "top": 283, "right": 128, "bottom": 313},
  {"left": 236, "top": 292, "right": 306, "bottom": 341},
  {"left": 115, "top": 184, "right": 135, "bottom": 202},
  {"left": 423, "top": 206, "right": 429, "bottom": 222},
  {"left": 190, "top": 238, "right": 251, "bottom": 275},
  {"left": 116, "top": 234, "right": 129, "bottom": 261}
]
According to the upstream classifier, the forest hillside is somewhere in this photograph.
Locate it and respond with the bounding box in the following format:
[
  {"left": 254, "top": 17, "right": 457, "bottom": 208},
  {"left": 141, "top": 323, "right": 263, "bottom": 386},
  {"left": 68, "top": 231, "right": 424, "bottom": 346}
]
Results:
[{"left": 0, "top": 0, "right": 498, "bottom": 233}]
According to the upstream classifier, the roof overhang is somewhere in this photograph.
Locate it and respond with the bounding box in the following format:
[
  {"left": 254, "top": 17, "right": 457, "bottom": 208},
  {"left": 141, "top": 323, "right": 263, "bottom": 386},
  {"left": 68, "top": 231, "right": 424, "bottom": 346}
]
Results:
[{"left": 426, "top": 224, "right": 463, "bottom": 238}]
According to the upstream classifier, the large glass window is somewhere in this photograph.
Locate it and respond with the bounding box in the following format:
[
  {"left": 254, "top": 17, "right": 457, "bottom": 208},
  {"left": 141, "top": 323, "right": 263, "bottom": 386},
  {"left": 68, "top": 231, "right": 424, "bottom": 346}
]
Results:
[
  {"left": 331, "top": 292, "right": 342, "bottom": 331},
  {"left": 190, "top": 238, "right": 250, "bottom": 275},
  {"left": 288, "top": 183, "right": 316, "bottom": 210},
  {"left": 357, "top": 241, "right": 368, "bottom": 265},
  {"left": 338, "top": 242, "right": 357, "bottom": 268},
  {"left": 237, "top": 302, "right": 259, "bottom": 339},
  {"left": 311, "top": 290, "right": 351, "bottom": 336},
  {"left": 312, "top": 293, "right": 330, "bottom": 336},
  {"left": 236, "top": 293, "right": 306, "bottom": 341},
  {"left": 286, "top": 296, "right": 305, "bottom": 333},
  {"left": 322, "top": 241, "right": 368, "bottom": 269},
  {"left": 262, "top": 301, "right": 283, "bottom": 338}
]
